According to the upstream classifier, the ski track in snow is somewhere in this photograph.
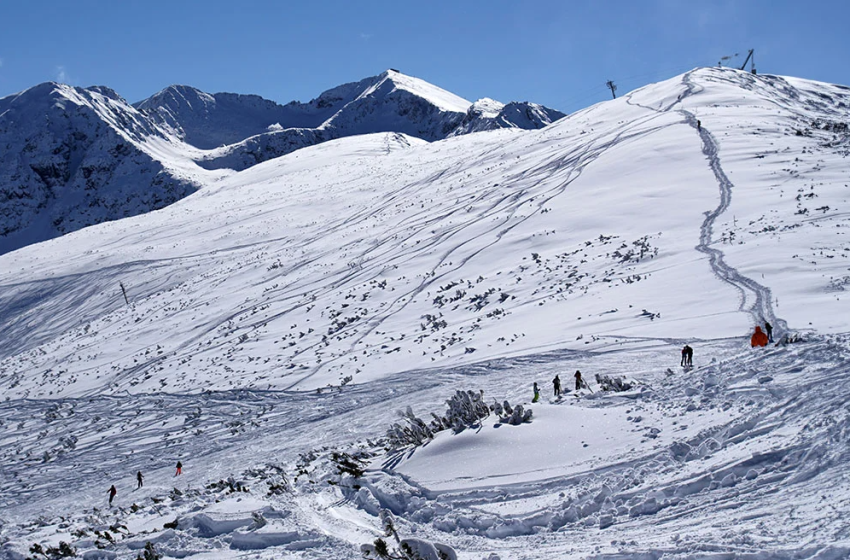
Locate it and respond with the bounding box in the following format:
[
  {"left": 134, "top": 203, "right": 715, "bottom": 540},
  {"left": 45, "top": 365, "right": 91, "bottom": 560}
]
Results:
[{"left": 626, "top": 71, "right": 786, "bottom": 336}]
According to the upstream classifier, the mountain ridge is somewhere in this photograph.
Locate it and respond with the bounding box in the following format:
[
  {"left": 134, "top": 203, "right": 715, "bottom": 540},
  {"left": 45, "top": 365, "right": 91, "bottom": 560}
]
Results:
[{"left": 0, "top": 70, "right": 565, "bottom": 254}]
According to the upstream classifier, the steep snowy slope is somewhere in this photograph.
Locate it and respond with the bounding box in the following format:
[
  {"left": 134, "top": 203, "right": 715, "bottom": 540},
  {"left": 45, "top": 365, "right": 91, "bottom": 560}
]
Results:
[
  {"left": 0, "top": 83, "right": 199, "bottom": 255},
  {"left": 0, "top": 68, "right": 849, "bottom": 560},
  {"left": 1, "top": 67, "right": 847, "bottom": 399}
]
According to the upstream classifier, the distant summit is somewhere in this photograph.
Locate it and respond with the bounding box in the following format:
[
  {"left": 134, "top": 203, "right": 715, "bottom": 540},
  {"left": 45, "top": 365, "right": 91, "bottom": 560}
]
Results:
[{"left": 137, "top": 69, "right": 566, "bottom": 170}]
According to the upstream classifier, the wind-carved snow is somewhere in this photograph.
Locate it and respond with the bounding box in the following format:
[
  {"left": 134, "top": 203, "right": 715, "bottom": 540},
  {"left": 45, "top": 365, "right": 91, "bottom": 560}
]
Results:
[{"left": 0, "top": 67, "right": 849, "bottom": 559}]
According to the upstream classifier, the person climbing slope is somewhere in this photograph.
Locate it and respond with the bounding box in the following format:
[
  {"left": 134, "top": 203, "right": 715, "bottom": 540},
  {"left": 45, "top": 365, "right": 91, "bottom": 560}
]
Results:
[
  {"left": 108, "top": 485, "right": 117, "bottom": 506},
  {"left": 532, "top": 382, "right": 540, "bottom": 403},
  {"left": 764, "top": 321, "right": 773, "bottom": 343},
  {"left": 175, "top": 461, "right": 183, "bottom": 476},
  {"left": 553, "top": 375, "right": 561, "bottom": 397},
  {"left": 136, "top": 471, "right": 144, "bottom": 489},
  {"left": 751, "top": 326, "right": 769, "bottom": 347},
  {"left": 574, "top": 370, "right": 583, "bottom": 392}
]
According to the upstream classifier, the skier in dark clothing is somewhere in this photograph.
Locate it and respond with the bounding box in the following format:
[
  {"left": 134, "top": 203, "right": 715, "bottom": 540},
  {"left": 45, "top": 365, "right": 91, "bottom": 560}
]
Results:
[
  {"left": 697, "top": 119, "right": 701, "bottom": 131},
  {"left": 136, "top": 471, "right": 144, "bottom": 489},
  {"left": 175, "top": 461, "right": 183, "bottom": 476},
  {"left": 764, "top": 321, "right": 773, "bottom": 343},
  {"left": 108, "top": 485, "right": 117, "bottom": 505},
  {"left": 553, "top": 375, "right": 561, "bottom": 397},
  {"left": 681, "top": 345, "right": 693, "bottom": 367},
  {"left": 574, "top": 370, "right": 583, "bottom": 391}
]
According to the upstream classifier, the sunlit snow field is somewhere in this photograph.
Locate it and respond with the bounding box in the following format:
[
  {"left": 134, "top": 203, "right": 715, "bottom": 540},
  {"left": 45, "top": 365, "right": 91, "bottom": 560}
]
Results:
[{"left": 1, "top": 67, "right": 850, "bottom": 559}]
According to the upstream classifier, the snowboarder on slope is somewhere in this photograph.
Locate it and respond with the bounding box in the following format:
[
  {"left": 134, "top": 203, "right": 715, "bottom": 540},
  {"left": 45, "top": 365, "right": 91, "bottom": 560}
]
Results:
[
  {"left": 751, "top": 326, "right": 769, "bottom": 347},
  {"left": 574, "top": 370, "right": 583, "bottom": 391},
  {"left": 553, "top": 375, "right": 561, "bottom": 397},
  {"left": 681, "top": 345, "right": 693, "bottom": 367},
  {"left": 764, "top": 321, "right": 773, "bottom": 343},
  {"left": 532, "top": 382, "right": 540, "bottom": 403},
  {"left": 175, "top": 461, "right": 183, "bottom": 476},
  {"left": 108, "top": 485, "right": 117, "bottom": 506},
  {"left": 136, "top": 471, "right": 143, "bottom": 489}
]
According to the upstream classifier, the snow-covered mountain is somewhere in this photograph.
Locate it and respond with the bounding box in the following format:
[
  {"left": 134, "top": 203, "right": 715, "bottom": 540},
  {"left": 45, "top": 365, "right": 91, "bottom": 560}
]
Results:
[
  {"left": 147, "top": 70, "right": 566, "bottom": 171},
  {"left": 0, "top": 83, "right": 197, "bottom": 255},
  {"left": 0, "top": 70, "right": 564, "bottom": 255},
  {"left": 1, "top": 68, "right": 849, "bottom": 559}
]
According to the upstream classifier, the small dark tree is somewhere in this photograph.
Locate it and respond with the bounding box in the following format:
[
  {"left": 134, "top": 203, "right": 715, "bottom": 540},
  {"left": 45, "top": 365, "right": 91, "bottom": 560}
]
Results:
[{"left": 136, "top": 542, "right": 160, "bottom": 560}]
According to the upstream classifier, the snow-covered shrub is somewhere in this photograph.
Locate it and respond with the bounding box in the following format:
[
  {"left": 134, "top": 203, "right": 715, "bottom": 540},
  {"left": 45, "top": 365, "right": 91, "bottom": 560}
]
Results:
[
  {"left": 29, "top": 541, "right": 77, "bottom": 559},
  {"left": 497, "top": 403, "right": 532, "bottom": 425},
  {"left": 386, "top": 406, "right": 436, "bottom": 449},
  {"left": 136, "top": 542, "right": 160, "bottom": 560},
  {"left": 595, "top": 374, "right": 633, "bottom": 392},
  {"left": 361, "top": 510, "right": 457, "bottom": 559},
  {"left": 433, "top": 390, "right": 491, "bottom": 433},
  {"left": 386, "top": 390, "right": 532, "bottom": 451},
  {"left": 331, "top": 451, "right": 369, "bottom": 478}
]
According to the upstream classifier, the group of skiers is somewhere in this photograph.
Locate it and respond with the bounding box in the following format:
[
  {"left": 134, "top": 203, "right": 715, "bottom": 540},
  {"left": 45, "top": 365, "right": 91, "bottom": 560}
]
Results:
[
  {"left": 532, "top": 370, "right": 588, "bottom": 401},
  {"left": 532, "top": 321, "right": 777, "bottom": 402},
  {"left": 108, "top": 461, "right": 183, "bottom": 505}
]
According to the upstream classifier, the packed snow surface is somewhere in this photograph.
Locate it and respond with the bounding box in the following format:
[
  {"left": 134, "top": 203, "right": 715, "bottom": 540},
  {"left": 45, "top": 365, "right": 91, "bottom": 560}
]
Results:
[{"left": 1, "top": 67, "right": 849, "bottom": 559}]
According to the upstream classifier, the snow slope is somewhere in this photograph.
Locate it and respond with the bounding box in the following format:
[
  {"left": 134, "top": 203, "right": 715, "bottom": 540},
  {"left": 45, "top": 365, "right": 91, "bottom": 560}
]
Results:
[{"left": 1, "top": 67, "right": 849, "bottom": 560}]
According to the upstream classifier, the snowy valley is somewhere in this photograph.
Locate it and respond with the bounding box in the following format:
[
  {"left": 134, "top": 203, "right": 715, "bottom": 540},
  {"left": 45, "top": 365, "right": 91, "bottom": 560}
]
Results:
[{"left": 1, "top": 67, "right": 850, "bottom": 559}]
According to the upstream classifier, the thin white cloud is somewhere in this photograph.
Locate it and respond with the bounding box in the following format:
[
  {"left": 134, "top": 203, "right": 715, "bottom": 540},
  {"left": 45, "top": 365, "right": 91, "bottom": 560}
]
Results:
[
  {"left": 55, "top": 65, "right": 68, "bottom": 83},
  {"left": 360, "top": 33, "right": 373, "bottom": 41}
]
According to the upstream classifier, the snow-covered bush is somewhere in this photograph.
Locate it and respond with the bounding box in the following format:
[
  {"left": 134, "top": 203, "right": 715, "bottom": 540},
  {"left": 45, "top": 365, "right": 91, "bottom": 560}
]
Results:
[
  {"left": 497, "top": 402, "right": 532, "bottom": 425},
  {"left": 386, "top": 406, "right": 435, "bottom": 449},
  {"left": 386, "top": 390, "right": 531, "bottom": 450},
  {"left": 361, "top": 509, "right": 457, "bottom": 560},
  {"left": 433, "top": 390, "right": 491, "bottom": 433},
  {"left": 331, "top": 451, "right": 369, "bottom": 478},
  {"left": 595, "top": 374, "right": 633, "bottom": 392},
  {"left": 136, "top": 542, "right": 161, "bottom": 560}
]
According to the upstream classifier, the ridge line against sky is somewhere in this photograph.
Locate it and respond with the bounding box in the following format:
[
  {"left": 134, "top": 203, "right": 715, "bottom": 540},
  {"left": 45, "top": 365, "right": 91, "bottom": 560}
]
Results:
[{"left": 0, "top": 0, "right": 848, "bottom": 115}]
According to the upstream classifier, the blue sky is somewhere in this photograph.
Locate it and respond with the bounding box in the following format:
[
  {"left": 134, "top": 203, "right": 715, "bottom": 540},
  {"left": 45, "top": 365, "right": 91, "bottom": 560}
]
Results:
[{"left": 0, "top": 0, "right": 848, "bottom": 113}]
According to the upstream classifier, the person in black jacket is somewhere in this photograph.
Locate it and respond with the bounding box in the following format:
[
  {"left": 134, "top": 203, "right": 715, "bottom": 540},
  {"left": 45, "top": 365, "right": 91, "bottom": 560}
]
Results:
[
  {"left": 108, "top": 485, "right": 117, "bottom": 505},
  {"left": 553, "top": 375, "right": 561, "bottom": 397},
  {"left": 136, "top": 471, "right": 144, "bottom": 489},
  {"left": 681, "top": 345, "right": 693, "bottom": 367}
]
